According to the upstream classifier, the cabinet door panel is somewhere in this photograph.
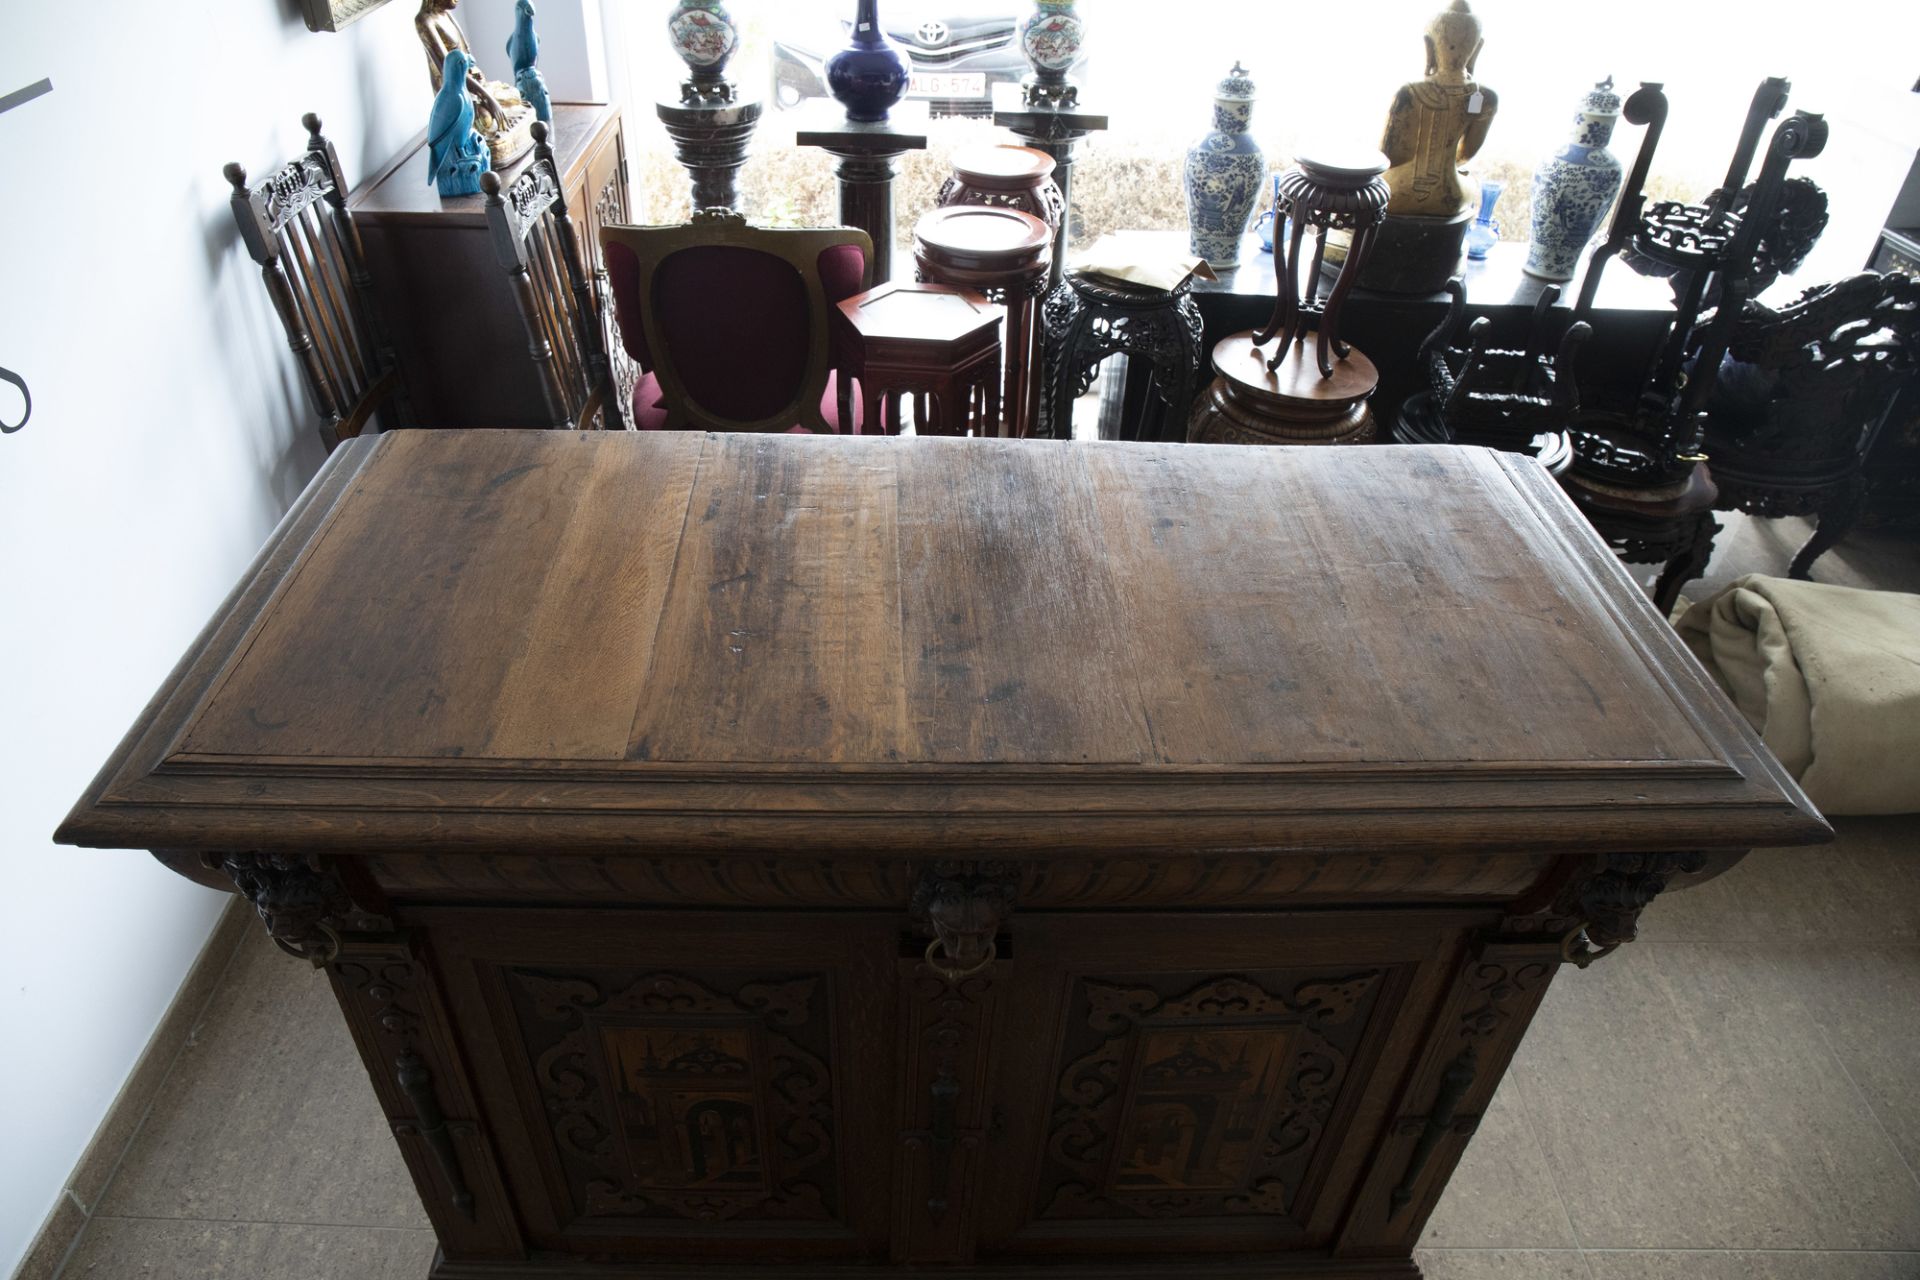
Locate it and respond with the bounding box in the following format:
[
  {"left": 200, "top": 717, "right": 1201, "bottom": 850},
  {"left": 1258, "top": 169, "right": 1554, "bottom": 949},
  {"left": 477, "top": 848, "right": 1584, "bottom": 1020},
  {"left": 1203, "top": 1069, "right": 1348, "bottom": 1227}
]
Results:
[
  {"left": 977, "top": 910, "right": 1473, "bottom": 1258},
  {"left": 425, "top": 909, "right": 895, "bottom": 1261}
]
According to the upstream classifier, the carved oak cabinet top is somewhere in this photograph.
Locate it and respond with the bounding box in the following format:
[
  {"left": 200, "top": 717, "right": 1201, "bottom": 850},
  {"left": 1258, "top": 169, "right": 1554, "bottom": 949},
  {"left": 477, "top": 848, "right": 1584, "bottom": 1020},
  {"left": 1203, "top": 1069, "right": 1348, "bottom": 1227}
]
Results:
[{"left": 59, "top": 429, "right": 1824, "bottom": 856}]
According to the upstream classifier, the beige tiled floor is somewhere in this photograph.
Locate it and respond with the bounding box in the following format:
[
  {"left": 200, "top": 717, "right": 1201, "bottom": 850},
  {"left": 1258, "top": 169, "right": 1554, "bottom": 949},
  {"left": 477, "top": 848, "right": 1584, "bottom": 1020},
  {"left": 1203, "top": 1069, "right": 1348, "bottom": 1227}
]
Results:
[{"left": 35, "top": 512, "right": 1920, "bottom": 1280}]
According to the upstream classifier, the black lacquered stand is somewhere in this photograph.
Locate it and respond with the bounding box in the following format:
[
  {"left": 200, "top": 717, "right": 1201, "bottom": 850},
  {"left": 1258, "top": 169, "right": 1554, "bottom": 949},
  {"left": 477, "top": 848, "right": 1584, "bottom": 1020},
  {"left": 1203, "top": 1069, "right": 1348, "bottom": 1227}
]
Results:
[
  {"left": 991, "top": 83, "right": 1107, "bottom": 288},
  {"left": 794, "top": 101, "right": 931, "bottom": 284}
]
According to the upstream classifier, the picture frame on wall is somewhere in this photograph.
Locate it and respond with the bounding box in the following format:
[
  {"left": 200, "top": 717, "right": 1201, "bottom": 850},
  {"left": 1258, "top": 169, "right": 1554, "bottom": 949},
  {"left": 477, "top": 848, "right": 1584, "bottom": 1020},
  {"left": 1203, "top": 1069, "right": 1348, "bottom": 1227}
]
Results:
[{"left": 301, "top": 0, "right": 395, "bottom": 33}]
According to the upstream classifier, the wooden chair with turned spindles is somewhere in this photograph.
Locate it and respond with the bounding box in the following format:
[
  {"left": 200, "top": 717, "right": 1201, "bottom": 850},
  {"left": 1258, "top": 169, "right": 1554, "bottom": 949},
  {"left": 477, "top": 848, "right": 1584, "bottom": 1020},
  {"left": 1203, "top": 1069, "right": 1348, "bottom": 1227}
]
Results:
[
  {"left": 481, "top": 120, "right": 627, "bottom": 432},
  {"left": 224, "top": 113, "right": 410, "bottom": 453}
]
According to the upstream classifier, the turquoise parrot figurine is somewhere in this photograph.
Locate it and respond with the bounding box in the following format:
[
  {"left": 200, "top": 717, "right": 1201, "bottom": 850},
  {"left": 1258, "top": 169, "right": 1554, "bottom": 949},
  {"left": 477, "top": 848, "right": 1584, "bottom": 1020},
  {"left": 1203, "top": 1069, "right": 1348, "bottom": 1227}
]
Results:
[
  {"left": 427, "top": 49, "right": 491, "bottom": 196},
  {"left": 507, "top": 0, "right": 552, "bottom": 124}
]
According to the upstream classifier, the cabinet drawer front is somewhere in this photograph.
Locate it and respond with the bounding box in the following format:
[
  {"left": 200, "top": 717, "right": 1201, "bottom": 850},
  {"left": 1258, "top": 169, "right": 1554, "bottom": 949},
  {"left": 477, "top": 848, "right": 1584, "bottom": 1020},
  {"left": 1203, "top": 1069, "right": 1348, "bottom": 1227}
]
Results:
[
  {"left": 978, "top": 911, "right": 1470, "bottom": 1257},
  {"left": 427, "top": 910, "right": 896, "bottom": 1259}
]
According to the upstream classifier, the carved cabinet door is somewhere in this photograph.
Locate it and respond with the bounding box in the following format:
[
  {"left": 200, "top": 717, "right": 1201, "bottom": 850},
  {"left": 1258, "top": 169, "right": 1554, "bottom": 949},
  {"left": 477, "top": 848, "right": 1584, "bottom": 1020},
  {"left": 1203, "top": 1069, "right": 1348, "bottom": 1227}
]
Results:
[
  {"left": 973, "top": 909, "right": 1478, "bottom": 1260},
  {"left": 424, "top": 908, "right": 897, "bottom": 1261}
]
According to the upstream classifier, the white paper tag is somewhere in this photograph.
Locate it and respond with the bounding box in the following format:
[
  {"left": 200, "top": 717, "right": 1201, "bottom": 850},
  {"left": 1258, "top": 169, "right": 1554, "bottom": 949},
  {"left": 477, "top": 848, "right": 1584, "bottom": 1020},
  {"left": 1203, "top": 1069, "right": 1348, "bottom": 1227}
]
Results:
[{"left": 1467, "top": 91, "right": 1485, "bottom": 115}]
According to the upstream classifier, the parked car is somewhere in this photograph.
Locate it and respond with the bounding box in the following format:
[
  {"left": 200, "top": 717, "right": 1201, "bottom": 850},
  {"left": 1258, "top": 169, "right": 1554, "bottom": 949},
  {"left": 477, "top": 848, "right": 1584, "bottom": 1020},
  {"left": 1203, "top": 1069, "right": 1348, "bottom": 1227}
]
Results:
[{"left": 771, "top": 1, "right": 1090, "bottom": 120}]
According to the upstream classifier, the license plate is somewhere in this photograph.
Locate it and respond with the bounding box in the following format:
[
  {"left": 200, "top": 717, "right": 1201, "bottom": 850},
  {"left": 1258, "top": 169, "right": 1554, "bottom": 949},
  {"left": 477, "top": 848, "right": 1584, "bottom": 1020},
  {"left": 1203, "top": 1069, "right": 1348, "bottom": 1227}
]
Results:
[{"left": 909, "top": 72, "right": 987, "bottom": 99}]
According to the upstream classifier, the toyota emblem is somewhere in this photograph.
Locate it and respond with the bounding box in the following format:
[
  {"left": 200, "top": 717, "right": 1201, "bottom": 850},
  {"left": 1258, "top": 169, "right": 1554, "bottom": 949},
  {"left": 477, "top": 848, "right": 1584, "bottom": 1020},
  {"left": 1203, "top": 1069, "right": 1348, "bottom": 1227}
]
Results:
[{"left": 917, "top": 20, "right": 950, "bottom": 46}]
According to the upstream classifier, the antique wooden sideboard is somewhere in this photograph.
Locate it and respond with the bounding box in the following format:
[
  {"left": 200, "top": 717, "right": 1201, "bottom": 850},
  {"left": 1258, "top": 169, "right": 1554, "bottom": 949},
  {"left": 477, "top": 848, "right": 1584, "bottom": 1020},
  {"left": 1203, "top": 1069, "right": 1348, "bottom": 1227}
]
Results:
[
  {"left": 349, "top": 103, "right": 630, "bottom": 428},
  {"left": 59, "top": 431, "right": 1827, "bottom": 1280}
]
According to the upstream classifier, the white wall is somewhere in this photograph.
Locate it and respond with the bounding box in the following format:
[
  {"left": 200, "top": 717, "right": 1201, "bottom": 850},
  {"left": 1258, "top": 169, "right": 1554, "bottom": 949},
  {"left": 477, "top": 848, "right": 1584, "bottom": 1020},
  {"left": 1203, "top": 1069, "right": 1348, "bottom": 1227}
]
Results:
[
  {"left": 464, "top": 0, "right": 607, "bottom": 104},
  {"left": 0, "top": 0, "right": 431, "bottom": 1271}
]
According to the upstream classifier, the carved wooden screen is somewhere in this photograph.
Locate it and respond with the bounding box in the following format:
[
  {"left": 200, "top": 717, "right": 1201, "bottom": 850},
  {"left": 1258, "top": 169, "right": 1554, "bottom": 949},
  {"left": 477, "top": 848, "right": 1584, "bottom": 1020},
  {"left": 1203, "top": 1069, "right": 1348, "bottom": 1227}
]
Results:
[
  {"left": 224, "top": 113, "right": 405, "bottom": 452},
  {"left": 483, "top": 123, "right": 626, "bottom": 432}
]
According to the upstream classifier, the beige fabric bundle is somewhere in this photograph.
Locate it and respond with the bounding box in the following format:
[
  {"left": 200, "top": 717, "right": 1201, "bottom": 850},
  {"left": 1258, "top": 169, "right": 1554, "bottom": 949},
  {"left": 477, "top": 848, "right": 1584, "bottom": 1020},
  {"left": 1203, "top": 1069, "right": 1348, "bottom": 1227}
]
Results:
[{"left": 1676, "top": 574, "right": 1920, "bottom": 815}]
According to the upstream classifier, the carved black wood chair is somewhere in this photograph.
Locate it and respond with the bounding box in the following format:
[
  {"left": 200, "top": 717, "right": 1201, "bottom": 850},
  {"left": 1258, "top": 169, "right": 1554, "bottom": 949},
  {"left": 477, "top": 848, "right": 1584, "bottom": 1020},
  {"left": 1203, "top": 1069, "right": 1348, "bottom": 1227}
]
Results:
[
  {"left": 225, "top": 113, "right": 408, "bottom": 453},
  {"left": 482, "top": 121, "right": 626, "bottom": 432},
  {"left": 1703, "top": 271, "right": 1920, "bottom": 577}
]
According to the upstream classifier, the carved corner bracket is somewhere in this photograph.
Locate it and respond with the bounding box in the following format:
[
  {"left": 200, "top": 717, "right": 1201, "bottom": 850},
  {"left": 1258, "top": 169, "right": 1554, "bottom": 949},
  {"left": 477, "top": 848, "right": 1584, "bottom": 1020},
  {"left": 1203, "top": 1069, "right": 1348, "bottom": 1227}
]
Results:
[
  {"left": 204, "top": 850, "right": 389, "bottom": 966},
  {"left": 1554, "top": 851, "right": 1708, "bottom": 967},
  {"left": 910, "top": 861, "right": 1020, "bottom": 985}
]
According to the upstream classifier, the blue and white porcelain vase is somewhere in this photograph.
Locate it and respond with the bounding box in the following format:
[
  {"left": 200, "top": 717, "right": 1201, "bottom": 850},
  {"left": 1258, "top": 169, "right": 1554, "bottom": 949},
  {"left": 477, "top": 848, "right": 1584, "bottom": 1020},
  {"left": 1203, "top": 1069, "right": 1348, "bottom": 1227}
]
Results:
[
  {"left": 826, "top": 0, "right": 910, "bottom": 122},
  {"left": 1465, "top": 180, "right": 1501, "bottom": 259},
  {"left": 1184, "top": 63, "right": 1267, "bottom": 269},
  {"left": 1525, "top": 77, "right": 1625, "bottom": 281}
]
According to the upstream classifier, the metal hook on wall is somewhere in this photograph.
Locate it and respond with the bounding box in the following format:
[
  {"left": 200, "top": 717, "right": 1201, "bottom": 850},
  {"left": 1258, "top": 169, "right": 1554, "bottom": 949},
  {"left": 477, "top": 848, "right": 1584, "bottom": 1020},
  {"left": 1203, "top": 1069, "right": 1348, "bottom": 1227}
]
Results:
[{"left": 0, "top": 366, "right": 29, "bottom": 435}]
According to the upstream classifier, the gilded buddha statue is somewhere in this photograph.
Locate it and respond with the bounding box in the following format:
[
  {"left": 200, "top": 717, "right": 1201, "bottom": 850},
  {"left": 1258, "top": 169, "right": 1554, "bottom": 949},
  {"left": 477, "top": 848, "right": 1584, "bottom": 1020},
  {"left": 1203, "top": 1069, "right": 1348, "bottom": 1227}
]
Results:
[
  {"left": 1378, "top": 0, "right": 1498, "bottom": 218},
  {"left": 417, "top": 0, "right": 535, "bottom": 167}
]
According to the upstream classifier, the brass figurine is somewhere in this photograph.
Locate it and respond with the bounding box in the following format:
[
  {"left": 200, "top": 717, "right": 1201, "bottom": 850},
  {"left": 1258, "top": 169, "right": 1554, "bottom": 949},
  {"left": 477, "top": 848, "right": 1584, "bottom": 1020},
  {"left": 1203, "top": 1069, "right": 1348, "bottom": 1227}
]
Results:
[{"left": 1378, "top": 0, "right": 1498, "bottom": 218}]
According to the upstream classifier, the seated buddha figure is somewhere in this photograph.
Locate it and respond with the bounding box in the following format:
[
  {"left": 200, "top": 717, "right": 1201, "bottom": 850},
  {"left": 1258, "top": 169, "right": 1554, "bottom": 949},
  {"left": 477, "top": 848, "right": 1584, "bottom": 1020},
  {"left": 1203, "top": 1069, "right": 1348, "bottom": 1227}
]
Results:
[
  {"left": 417, "top": 0, "right": 534, "bottom": 164},
  {"left": 1378, "top": 0, "right": 1498, "bottom": 219}
]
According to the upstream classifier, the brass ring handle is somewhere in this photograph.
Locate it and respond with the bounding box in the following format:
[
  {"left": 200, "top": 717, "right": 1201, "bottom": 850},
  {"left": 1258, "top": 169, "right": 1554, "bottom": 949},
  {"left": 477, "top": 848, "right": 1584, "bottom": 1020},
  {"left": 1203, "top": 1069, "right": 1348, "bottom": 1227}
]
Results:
[
  {"left": 275, "top": 921, "right": 342, "bottom": 969},
  {"left": 1559, "top": 921, "right": 1618, "bottom": 970},
  {"left": 925, "top": 936, "right": 996, "bottom": 985}
]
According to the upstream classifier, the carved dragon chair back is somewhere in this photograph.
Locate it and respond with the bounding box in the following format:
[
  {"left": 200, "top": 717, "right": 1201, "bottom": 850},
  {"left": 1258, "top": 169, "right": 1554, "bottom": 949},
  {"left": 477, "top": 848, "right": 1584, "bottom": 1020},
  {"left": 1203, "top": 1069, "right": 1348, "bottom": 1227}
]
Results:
[
  {"left": 599, "top": 211, "right": 872, "bottom": 433},
  {"left": 1704, "top": 270, "right": 1920, "bottom": 577},
  {"left": 482, "top": 121, "right": 626, "bottom": 432},
  {"left": 225, "top": 113, "right": 408, "bottom": 453}
]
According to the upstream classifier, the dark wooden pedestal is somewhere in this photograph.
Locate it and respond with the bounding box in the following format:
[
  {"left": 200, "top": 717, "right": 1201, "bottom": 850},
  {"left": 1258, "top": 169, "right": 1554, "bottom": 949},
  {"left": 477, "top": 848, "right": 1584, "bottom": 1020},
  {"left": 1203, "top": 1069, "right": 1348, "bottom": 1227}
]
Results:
[
  {"left": 58, "top": 432, "right": 1825, "bottom": 1280},
  {"left": 796, "top": 103, "right": 930, "bottom": 285},
  {"left": 1189, "top": 332, "right": 1380, "bottom": 445},
  {"left": 990, "top": 84, "right": 1107, "bottom": 290}
]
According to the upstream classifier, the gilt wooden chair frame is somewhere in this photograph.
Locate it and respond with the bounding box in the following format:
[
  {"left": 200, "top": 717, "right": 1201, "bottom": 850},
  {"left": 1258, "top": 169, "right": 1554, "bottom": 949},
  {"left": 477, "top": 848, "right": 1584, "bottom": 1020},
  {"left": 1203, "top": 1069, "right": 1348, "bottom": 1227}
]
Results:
[
  {"left": 226, "top": 113, "right": 408, "bottom": 453},
  {"left": 483, "top": 122, "right": 626, "bottom": 432},
  {"left": 599, "top": 210, "right": 872, "bottom": 433}
]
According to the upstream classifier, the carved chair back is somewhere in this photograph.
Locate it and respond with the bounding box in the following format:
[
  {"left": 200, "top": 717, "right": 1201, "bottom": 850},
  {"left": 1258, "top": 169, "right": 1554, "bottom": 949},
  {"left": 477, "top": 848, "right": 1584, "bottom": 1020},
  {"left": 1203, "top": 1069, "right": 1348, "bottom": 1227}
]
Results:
[
  {"left": 225, "top": 113, "right": 406, "bottom": 453},
  {"left": 1701, "top": 271, "right": 1920, "bottom": 577},
  {"left": 1708, "top": 272, "right": 1920, "bottom": 477},
  {"left": 482, "top": 121, "right": 625, "bottom": 432},
  {"left": 599, "top": 211, "right": 872, "bottom": 433}
]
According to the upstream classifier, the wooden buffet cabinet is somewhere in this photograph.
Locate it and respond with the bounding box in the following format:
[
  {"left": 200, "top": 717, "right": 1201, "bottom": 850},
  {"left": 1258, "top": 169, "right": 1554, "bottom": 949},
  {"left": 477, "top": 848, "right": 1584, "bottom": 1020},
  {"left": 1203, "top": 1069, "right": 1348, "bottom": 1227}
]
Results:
[
  {"left": 59, "top": 430, "right": 1827, "bottom": 1280},
  {"left": 349, "top": 102, "right": 630, "bottom": 429}
]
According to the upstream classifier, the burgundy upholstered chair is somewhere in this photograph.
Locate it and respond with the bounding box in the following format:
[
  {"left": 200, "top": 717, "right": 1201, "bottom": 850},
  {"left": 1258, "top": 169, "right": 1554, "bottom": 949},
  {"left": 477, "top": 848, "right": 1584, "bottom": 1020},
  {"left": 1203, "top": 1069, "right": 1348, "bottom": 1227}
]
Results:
[{"left": 599, "top": 210, "right": 878, "bottom": 433}]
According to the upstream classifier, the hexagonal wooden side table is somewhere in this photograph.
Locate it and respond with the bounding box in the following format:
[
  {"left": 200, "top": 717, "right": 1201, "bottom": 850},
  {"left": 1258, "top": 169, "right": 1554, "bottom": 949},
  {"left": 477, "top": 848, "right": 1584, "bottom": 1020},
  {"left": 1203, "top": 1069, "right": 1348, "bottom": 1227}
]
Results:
[{"left": 837, "top": 282, "right": 1006, "bottom": 438}]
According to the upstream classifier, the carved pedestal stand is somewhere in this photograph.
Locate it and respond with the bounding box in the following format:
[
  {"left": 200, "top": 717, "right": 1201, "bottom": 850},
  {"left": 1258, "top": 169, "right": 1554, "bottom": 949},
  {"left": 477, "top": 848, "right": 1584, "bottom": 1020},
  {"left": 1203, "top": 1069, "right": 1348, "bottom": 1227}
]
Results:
[
  {"left": 1189, "top": 332, "right": 1379, "bottom": 445},
  {"left": 990, "top": 82, "right": 1107, "bottom": 291},
  {"left": 656, "top": 96, "right": 761, "bottom": 213},
  {"left": 796, "top": 101, "right": 931, "bottom": 285}
]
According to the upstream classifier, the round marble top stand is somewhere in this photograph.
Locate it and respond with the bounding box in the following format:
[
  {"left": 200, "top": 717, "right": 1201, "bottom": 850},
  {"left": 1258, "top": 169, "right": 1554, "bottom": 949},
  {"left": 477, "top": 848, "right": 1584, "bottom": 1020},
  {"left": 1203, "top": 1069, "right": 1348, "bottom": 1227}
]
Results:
[
  {"left": 1188, "top": 331, "right": 1379, "bottom": 446},
  {"left": 913, "top": 205, "right": 1053, "bottom": 437},
  {"left": 1040, "top": 272, "right": 1205, "bottom": 442},
  {"left": 939, "top": 145, "right": 1067, "bottom": 234},
  {"left": 1392, "top": 391, "right": 1574, "bottom": 474}
]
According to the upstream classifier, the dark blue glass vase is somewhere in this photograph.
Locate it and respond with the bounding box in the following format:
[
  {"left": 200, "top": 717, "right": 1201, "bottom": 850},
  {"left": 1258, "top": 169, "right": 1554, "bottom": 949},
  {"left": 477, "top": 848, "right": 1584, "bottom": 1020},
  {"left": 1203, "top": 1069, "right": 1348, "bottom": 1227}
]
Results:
[{"left": 826, "top": 0, "right": 910, "bottom": 122}]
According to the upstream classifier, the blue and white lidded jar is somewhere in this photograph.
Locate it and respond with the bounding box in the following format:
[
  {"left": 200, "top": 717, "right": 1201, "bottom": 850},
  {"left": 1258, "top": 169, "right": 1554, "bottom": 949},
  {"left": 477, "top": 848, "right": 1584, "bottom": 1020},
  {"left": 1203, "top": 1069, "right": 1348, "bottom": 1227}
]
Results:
[
  {"left": 1524, "top": 77, "right": 1625, "bottom": 282},
  {"left": 1184, "top": 63, "right": 1268, "bottom": 269}
]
